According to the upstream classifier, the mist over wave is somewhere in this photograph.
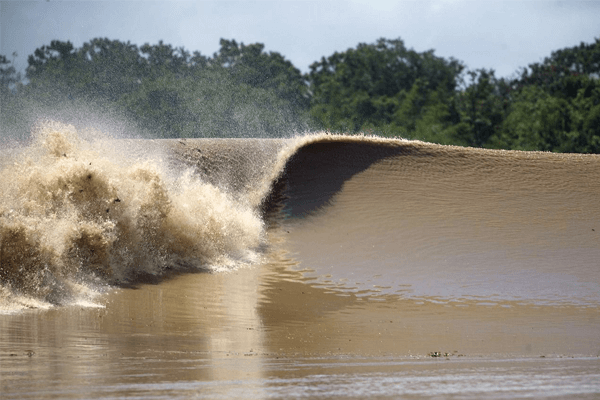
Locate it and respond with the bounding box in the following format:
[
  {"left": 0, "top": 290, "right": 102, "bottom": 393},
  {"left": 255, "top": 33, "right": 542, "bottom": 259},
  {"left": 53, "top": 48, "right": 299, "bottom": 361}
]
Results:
[{"left": 0, "top": 121, "right": 264, "bottom": 311}]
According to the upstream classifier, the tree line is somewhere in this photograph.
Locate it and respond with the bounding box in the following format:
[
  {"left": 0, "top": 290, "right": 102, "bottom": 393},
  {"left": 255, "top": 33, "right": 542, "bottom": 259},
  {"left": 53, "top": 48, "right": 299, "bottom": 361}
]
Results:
[{"left": 1, "top": 37, "right": 599, "bottom": 152}]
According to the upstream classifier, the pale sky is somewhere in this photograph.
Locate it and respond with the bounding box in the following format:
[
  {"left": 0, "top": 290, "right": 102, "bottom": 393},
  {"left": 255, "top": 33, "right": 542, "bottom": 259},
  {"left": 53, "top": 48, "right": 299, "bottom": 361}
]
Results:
[{"left": 1, "top": 0, "right": 599, "bottom": 79}]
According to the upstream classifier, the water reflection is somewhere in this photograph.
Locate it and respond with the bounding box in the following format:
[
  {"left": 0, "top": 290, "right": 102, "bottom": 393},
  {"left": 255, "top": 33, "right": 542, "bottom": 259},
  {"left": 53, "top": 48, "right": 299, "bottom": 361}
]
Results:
[
  {"left": 0, "top": 265, "right": 268, "bottom": 398},
  {"left": 1, "top": 242, "right": 600, "bottom": 399}
]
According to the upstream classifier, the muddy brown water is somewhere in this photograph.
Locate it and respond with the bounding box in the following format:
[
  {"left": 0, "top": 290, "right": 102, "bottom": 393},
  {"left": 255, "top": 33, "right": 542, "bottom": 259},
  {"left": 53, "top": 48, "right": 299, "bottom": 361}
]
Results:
[{"left": 1, "top": 123, "right": 599, "bottom": 398}]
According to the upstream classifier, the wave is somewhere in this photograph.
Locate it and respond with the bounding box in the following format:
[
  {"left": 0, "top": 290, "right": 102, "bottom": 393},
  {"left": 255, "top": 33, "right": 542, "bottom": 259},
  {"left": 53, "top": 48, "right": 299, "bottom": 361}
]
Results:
[
  {"left": 0, "top": 122, "right": 265, "bottom": 310},
  {"left": 273, "top": 137, "right": 600, "bottom": 305},
  {"left": 2, "top": 120, "right": 600, "bottom": 311}
]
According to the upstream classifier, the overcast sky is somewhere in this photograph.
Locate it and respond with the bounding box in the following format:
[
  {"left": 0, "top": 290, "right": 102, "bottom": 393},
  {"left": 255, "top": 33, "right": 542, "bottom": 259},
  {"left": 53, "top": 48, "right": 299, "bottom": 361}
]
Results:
[{"left": 1, "top": 0, "right": 599, "bottom": 79}]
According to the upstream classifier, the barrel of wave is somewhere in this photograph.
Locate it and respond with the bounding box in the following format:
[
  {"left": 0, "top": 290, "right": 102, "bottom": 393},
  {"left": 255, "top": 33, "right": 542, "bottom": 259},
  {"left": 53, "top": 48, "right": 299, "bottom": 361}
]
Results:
[{"left": 0, "top": 121, "right": 264, "bottom": 308}]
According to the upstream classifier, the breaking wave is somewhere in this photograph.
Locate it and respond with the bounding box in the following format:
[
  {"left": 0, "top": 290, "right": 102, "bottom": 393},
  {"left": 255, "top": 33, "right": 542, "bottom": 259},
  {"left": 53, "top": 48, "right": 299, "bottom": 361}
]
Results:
[
  {"left": 3, "top": 120, "right": 600, "bottom": 311},
  {"left": 0, "top": 121, "right": 264, "bottom": 310}
]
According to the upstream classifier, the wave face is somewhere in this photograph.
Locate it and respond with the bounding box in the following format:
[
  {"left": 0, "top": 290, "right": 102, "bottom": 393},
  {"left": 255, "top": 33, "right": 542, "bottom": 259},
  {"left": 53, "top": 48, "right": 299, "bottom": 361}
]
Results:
[
  {"left": 2, "top": 121, "right": 600, "bottom": 310},
  {"left": 276, "top": 138, "right": 600, "bottom": 306}
]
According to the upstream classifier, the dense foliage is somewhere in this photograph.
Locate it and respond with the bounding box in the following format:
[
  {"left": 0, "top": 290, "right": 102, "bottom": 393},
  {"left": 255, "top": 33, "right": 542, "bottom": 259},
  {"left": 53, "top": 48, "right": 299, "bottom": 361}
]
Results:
[
  {"left": 2, "top": 38, "right": 312, "bottom": 139},
  {"left": 1, "top": 37, "right": 599, "bottom": 152}
]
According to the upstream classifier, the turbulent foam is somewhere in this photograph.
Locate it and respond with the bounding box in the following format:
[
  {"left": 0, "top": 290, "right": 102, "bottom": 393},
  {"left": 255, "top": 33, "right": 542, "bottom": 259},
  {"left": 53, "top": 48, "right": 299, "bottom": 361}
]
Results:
[{"left": 0, "top": 121, "right": 264, "bottom": 311}]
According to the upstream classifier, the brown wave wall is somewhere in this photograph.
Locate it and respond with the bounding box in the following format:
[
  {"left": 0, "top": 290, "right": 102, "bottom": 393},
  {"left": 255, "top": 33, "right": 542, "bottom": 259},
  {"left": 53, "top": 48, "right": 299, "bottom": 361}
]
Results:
[{"left": 270, "top": 138, "right": 600, "bottom": 304}]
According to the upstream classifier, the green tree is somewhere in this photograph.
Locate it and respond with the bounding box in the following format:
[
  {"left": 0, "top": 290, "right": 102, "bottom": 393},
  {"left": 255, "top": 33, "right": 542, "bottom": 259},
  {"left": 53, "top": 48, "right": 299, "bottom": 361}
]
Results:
[
  {"left": 1, "top": 53, "right": 29, "bottom": 141},
  {"left": 497, "top": 86, "right": 572, "bottom": 151},
  {"left": 76, "top": 38, "right": 146, "bottom": 101},
  {"left": 212, "top": 39, "right": 310, "bottom": 110},
  {"left": 26, "top": 39, "right": 144, "bottom": 102},
  {"left": 0, "top": 53, "right": 20, "bottom": 88},
  {"left": 21, "top": 38, "right": 312, "bottom": 138},
  {"left": 497, "top": 38, "right": 600, "bottom": 153},
  {"left": 495, "top": 78, "right": 600, "bottom": 153},
  {"left": 568, "top": 76, "right": 600, "bottom": 152},
  {"left": 453, "top": 69, "right": 507, "bottom": 147},
  {"left": 307, "top": 38, "right": 464, "bottom": 134},
  {"left": 26, "top": 40, "right": 77, "bottom": 98},
  {"left": 114, "top": 38, "right": 312, "bottom": 138},
  {"left": 512, "top": 38, "right": 600, "bottom": 97}
]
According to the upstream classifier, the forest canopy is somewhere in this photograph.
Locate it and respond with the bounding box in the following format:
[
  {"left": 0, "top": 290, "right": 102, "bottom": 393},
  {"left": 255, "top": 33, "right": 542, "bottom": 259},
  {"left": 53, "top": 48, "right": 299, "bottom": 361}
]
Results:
[{"left": 1, "top": 37, "right": 599, "bottom": 153}]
